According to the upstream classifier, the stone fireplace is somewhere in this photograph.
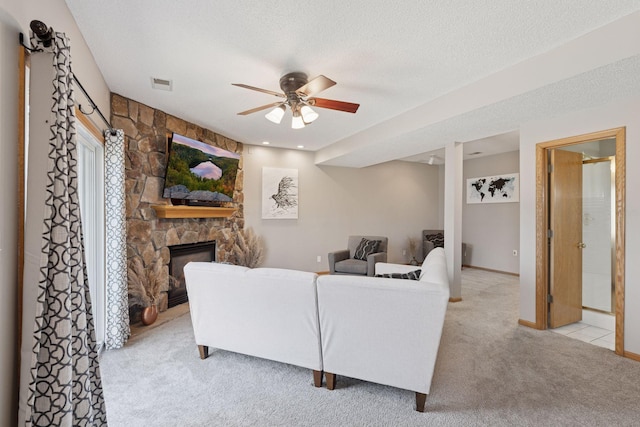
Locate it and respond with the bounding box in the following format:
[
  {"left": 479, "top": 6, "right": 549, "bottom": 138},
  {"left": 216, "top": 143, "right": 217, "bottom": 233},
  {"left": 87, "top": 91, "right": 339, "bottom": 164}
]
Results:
[
  {"left": 168, "top": 241, "right": 216, "bottom": 308},
  {"left": 112, "top": 93, "right": 244, "bottom": 322}
]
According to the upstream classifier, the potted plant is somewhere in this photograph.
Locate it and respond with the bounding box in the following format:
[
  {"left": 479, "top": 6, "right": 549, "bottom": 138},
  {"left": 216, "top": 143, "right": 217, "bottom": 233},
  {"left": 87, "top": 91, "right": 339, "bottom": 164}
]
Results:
[
  {"left": 407, "top": 236, "right": 420, "bottom": 266},
  {"left": 128, "top": 256, "right": 164, "bottom": 325},
  {"left": 233, "top": 226, "right": 265, "bottom": 268}
]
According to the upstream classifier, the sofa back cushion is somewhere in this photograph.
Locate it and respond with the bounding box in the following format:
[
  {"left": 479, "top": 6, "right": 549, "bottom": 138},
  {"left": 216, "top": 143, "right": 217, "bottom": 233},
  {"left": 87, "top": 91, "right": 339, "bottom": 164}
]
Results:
[
  {"left": 184, "top": 262, "right": 323, "bottom": 371},
  {"left": 317, "top": 272, "right": 449, "bottom": 394}
]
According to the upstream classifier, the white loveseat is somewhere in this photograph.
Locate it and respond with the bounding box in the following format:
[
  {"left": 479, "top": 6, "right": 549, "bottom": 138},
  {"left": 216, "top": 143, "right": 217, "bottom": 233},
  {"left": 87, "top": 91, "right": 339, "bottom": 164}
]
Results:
[
  {"left": 183, "top": 263, "right": 324, "bottom": 387},
  {"left": 316, "top": 247, "right": 450, "bottom": 412},
  {"left": 183, "top": 248, "right": 449, "bottom": 412}
]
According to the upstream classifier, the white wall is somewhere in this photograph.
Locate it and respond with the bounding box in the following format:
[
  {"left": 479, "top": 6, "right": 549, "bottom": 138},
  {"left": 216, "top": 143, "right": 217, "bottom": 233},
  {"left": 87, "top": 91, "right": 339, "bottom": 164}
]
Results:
[
  {"left": 519, "top": 95, "right": 640, "bottom": 355},
  {"left": 0, "top": 8, "right": 21, "bottom": 425},
  {"left": 243, "top": 146, "right": 441, "bottom": 272},
  {"left": 462, "top": 151, "right": 520, "bottom": 274},
  {"left": 0, "top": 0, "right": 110, "bottom": 423}
]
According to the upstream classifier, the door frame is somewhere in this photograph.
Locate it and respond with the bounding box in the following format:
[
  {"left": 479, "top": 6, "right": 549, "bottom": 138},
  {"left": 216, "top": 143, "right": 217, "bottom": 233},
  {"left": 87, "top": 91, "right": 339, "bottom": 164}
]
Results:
[{"left": 535, "top": 127, "right": 625, "bottom": 356}]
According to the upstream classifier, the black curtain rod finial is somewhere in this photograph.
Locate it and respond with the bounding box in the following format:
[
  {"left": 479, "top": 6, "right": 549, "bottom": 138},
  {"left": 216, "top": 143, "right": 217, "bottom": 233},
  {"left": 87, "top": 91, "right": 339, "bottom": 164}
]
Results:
[
  {"left": 30, "top": 20, "right": 53, "bottom": 47},
  {"left": 20, "top": 20, "right": 116, "bottom": 135}
]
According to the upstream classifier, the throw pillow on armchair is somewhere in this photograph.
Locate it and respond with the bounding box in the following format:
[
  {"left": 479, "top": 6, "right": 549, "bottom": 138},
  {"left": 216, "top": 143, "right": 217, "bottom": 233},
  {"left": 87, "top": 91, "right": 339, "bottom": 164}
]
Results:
[{"left": 353, "top": 238, "right": 381, "bottom": 260}]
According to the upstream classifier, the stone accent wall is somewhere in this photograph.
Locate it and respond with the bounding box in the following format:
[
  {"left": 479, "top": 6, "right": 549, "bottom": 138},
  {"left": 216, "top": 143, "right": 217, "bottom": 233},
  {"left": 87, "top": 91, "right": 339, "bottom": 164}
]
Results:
[{"left": 111, "top": 93, "right": 244, "bottom": 319}]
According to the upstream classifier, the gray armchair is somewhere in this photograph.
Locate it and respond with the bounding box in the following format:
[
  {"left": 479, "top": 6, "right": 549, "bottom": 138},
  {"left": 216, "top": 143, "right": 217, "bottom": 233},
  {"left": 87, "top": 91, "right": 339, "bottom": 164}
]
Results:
[
  {"left": 328, "top": 235, "right": 388, "bottom": 276},
  {"left": 422, "top": 229, "right": 467, "bottom": 264},
  {"left": 422, "top": 229, "right": 444, "bottom": 260}
]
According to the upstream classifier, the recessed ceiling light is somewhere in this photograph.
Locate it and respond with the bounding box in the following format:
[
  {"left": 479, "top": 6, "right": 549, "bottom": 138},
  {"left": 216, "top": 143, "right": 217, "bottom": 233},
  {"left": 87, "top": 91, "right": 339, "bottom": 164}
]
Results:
[
  {"left": 297, "top": 145, "right": 304, "bottom": 149},
  {"left": 262, "top": 141, "right": 270, "bottom": 145},
  {"left": 151, "top": 77, "right": 173, "bottom": 91}
]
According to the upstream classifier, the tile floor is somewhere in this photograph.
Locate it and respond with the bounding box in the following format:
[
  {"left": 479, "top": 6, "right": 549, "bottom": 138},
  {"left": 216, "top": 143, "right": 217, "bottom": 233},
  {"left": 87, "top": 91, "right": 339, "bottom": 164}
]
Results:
[{"left": 550, "top": 321, "right": 615, "bottom": 350}]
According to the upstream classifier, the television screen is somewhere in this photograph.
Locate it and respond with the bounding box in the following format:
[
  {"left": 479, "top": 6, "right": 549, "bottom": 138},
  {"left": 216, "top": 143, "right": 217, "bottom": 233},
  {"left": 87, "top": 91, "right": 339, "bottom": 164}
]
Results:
[{"left": 162, "top": 133, "right": 240, "bottom": 205}]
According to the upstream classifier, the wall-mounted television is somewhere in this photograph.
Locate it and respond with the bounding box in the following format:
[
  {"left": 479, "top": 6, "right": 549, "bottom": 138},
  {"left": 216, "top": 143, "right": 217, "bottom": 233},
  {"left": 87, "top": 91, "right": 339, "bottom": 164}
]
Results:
[{"left": 162, "top": 133, "right": 240, "bottom": 206}]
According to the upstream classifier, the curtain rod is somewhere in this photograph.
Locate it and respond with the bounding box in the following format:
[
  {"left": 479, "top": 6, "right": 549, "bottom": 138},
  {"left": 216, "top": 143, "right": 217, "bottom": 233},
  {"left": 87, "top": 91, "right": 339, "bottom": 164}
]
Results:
[{"left": 19, "top": 31, "right": 117, "bottom": 136}]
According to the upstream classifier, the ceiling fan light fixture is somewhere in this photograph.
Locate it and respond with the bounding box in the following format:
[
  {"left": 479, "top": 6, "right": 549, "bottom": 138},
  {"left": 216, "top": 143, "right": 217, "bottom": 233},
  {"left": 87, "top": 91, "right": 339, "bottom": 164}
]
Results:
[
  {"left": 234, "top": 72, "right": 360, "bottom": 128},
  {"left": 291, "top": 112, "right": 305, "bottom": 129},
  {"left": 300, "top": 105, "right": 319, "bottom": 123},
  {"left": 265, "top": 105, "right": 286, "bottom": 124}
]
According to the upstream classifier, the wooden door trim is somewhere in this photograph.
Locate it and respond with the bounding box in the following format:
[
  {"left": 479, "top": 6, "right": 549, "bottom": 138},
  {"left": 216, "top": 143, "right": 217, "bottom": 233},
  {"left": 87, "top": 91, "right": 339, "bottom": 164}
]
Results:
[
  {"left": 534, "top": 127, "right": 625, "bottom": 356},
  {"left": 75, "top": 107, "right": 106, "bottom": 143},
  {"left": 17, "top": 46, "right": 29, "bottom": 375},
  {"left": 614, "top": 129, "right": 626, "bottom": 356}
]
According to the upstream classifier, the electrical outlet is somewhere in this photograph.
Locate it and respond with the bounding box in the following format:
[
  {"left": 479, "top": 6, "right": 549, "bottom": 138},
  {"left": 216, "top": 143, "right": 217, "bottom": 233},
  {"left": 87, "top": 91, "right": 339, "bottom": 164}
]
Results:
[
  {"left": 317, "top": 255, "right": 321, "bottom": 263},
  {"left": 402, "top": 249, "right": 406, "bottom": 256},
  {"left": 512, "top": 249, "right": 518, "bottom": 256}
]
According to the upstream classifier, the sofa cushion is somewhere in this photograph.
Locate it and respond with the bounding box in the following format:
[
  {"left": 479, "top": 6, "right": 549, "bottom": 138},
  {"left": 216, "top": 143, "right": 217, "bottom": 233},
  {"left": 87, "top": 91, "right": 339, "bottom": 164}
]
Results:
[
  {"left": 184, "top": 262, "right": 323, "bottom": 371},
  {"left": 334, "top": 258, "right": 368, "bottom": 275},
  {"left": 353, "top": 238, "right": 381, "bottom": 260},
  {"left": 375, "top": 269, "right": 421, "bottom": 280}
]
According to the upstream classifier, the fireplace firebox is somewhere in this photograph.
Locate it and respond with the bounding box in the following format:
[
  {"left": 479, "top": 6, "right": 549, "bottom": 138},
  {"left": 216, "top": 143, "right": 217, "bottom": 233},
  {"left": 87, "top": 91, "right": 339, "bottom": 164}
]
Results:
[{"left": 168, "top": 241, "right": 216, "bottom": 308}]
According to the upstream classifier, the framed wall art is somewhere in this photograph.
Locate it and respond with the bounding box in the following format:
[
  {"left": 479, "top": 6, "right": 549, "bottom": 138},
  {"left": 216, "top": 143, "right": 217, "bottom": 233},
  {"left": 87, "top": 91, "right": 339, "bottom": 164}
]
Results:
[
  {"left": 467, "top": 173, "right": 519, "bottom": 204},
  {"left": 262, "top": 167, "right": 299, "bottom": 219}
]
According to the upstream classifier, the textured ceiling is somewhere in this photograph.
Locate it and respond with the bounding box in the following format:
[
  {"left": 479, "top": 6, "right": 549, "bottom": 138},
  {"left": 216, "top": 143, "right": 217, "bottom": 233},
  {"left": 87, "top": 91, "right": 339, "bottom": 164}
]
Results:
[{"left": 64, "top": 0, "right": 640, "bottom": 167}]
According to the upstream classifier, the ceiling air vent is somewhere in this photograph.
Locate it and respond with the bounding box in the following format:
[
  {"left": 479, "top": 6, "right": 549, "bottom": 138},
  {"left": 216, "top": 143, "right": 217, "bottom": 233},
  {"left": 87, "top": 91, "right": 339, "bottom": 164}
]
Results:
[{"left": 151, "top": 77, "right": 173, "bottom": 91}]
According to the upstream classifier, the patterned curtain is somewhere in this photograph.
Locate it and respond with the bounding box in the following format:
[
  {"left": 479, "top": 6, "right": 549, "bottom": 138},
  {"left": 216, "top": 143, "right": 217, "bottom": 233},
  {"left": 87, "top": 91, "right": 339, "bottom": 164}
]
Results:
[
  {"left": 104, "top": 129, "right": 130, "bottom": 349},
  {"left": 24, "top": 31, "right": 107, "bottom": 426}
]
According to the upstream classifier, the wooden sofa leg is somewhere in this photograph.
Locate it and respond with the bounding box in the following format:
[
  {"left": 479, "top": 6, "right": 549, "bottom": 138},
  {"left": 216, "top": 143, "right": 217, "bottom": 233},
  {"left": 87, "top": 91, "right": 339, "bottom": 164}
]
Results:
[
  {"left": 415, "top": 392, "right": 427, "bottom": 412},
  {"left": 326, "top": 373, "right": 336, "bottom": 390},
  {"left": 313, "top": 370, "right": 323, "bottom": 388},
  {"left": 198, "top": 345, "right": 209, "bottom": 360}
]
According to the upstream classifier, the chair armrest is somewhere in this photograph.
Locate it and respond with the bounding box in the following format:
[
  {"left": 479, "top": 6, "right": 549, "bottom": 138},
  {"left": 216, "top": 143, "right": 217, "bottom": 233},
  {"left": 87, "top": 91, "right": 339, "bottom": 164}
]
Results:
[
  {"left": 328, "top": 249, "right": 350, "bottom": 273},
  {"left": 366, "top": 252, "right": 387, "bottom": 276},
  {"left": 375, "top": 262, "right": 421, "bottom": 275}
]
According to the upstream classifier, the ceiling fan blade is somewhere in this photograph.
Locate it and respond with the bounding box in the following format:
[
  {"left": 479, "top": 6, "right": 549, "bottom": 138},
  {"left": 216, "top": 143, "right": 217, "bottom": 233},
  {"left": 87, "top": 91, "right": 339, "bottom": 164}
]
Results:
[
  {"left": 310, "top": 97, "right": 360, "bottom": 113},
  {"left": 296, "top": 75, "right": 336, "bottom": 97},
  {"left": 237, "top": 102, "right": 284, "bottom": 116},
  {"left": 232, "top": 83, "right": 285, "bottom": 98}
]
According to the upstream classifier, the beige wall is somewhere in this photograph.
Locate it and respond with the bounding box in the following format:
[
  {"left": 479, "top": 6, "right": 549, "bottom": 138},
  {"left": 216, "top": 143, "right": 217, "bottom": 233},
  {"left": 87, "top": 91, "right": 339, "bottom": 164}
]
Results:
[
  {"left": 0, "top": 0, "right": 110, "bottom": 126},
  {"left": 0, "top": 0, "right": 110, "bottom": 423},
  {"left": 0, "top": 8, "right": 21, "bottom": 425},
  {"left": 462, "top": 151, "right": 520, "bottom": 274},
  {"left": 243, "top": 146, "right": 441, "bottom": 272},
  {"left": 519, "top": 95, "right": 640, "bottom": 355}
]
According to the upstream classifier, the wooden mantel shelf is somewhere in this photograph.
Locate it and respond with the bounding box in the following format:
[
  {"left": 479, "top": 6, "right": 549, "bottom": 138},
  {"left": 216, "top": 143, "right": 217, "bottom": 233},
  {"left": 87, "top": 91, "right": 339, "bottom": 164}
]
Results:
[{"left": 151, "top": 205, "right": 236, "bottom": 219}]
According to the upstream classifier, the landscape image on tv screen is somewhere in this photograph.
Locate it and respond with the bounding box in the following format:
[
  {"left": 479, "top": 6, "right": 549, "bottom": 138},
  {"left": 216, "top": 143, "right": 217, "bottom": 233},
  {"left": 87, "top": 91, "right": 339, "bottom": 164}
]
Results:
[{"left": 162, "top": 133, "right": 240, "bottom": 204}]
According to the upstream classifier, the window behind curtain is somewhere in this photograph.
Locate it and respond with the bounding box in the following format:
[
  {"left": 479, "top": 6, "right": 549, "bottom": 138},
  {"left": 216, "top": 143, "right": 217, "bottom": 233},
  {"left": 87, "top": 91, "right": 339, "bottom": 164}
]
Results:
[{"left": 76, "top": 123, "right": 105, "bottom": 348}]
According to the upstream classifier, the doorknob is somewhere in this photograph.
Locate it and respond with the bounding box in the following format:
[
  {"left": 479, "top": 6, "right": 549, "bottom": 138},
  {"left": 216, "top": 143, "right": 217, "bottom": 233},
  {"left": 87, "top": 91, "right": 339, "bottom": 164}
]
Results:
[{"left": 577, "top": 242, "right": 586, "bottom": 248}]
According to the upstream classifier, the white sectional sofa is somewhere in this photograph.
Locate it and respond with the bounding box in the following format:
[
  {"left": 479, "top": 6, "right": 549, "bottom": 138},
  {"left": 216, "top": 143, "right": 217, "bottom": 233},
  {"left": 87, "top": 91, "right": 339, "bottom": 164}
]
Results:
[
  {"left": 183, "top": 263, "right": 324, "bottom": 387},
  {"left": 183, "top": 248, "right": 449, "bottom": 412},
  {"left": 316, "top": 247, "right": 450, "bottom": 412}
]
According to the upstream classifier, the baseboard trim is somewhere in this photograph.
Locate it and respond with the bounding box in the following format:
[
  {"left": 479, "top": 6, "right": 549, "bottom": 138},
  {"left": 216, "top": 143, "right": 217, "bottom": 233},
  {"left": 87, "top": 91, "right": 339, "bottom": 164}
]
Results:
[
  {"left": 463, "top": 265, "right": 519, "bottom": 277},
  {"left": 624, "top": 351, "right": 640, "bottom": 362},
  {"left": 449, "top": 297, "right": 462, "bottom": 303},
  {"left": 518, "top": 319, "right": 540, "bottom": 329}
]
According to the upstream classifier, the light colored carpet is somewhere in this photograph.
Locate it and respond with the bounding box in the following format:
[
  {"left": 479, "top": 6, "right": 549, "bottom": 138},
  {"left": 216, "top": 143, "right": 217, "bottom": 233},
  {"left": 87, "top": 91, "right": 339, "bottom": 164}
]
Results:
[{"left": 100, "top": 269, "right": 640, "bottom": 426}]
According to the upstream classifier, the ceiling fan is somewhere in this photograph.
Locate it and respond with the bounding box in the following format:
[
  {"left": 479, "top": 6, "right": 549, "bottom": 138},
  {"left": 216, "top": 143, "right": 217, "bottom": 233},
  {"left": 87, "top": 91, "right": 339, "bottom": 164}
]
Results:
[{"left": 232, "top": 72, "right": 359, "bottom": 129}]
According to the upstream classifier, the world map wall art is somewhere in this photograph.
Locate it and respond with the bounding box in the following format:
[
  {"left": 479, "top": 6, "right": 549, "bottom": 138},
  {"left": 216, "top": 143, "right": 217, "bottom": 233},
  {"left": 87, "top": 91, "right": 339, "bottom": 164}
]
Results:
[{"left": 466, "top": 173, "right": 519, "bottom": 204}]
